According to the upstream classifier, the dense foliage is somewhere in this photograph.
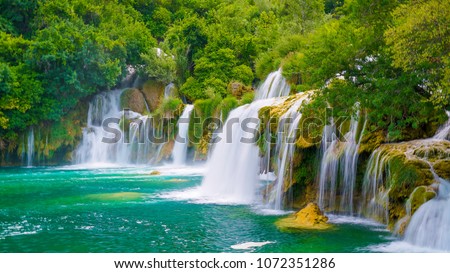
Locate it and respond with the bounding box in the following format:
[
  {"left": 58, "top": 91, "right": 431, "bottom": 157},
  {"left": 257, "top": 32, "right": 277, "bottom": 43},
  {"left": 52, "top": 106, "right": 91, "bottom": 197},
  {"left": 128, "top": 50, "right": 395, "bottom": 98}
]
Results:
[{"left": 0, "top": 0, "right": 449, "bottom": 160}]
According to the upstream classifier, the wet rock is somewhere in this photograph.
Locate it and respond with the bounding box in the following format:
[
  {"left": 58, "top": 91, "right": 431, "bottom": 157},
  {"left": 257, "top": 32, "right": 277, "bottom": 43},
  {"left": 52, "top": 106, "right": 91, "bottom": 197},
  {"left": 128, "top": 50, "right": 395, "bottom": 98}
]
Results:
[{"left": 276, "top": 203, "right": 331, "bottom": 230}]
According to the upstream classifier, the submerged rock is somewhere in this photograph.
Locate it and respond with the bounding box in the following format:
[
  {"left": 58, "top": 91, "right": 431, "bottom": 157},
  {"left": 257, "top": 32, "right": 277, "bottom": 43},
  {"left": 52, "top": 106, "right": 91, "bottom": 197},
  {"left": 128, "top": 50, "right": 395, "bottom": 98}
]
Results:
[
  {"left": 276, "top": 203, "right": 331, "bottom": 230},
  {"left": 85, "top": 192, "right": 143, "bottom": 201}
]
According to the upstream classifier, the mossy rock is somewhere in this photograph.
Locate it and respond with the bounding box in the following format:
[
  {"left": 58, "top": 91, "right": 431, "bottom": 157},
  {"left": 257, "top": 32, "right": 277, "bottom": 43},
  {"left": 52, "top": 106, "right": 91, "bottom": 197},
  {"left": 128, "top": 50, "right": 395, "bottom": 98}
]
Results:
[
  {"left": 433, "top": 160, "right": 450, "bottom": 180},
  {"left": 409, "top": 186, "right": 436, "bottom": 215},
  {"left": 121, "top": 88, "right": 147, "bottom": 114},
  {"left": 359, "top": 130, "right": 386, "bottom": 154},
  {"left": 296, "top": 112, "right": 323, "bottom": 149},
  {"left": 141, "top": 80, "right": 165, "bottom": 111},
  {"left": 227, "top": 82, "right": 253, "bottom": 99},
  {"left": 276, "top": 203, "right": 332, "bottom": 230},
  {"left": 149, "top": 170, "right": 161, "bottom": 175}
]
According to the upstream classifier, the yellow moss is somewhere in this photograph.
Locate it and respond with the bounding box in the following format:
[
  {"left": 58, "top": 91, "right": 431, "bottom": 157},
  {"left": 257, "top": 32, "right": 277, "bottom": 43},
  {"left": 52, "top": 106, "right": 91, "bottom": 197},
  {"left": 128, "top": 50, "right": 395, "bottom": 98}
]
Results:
[
  {"left": 434, "top": 160, "right": 450, "bottom": 180},
  {"left": 276, "top": 203, "right": 332, "bottom": 230},
  {"left": 409, "top": 186, "right": 436, "bottom": 214}
]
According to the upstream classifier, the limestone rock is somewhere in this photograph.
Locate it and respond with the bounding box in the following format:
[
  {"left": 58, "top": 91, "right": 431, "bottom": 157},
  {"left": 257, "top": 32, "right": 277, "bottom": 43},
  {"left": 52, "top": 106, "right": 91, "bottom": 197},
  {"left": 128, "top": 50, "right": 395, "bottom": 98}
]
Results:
[
  {"left": 121, "top": 88, "right": 147, "bottom": 114},
  {"left": 141, "top": 80, "right": 165, "bottom": 111},
  {"left": 227, "top": 82, "right": 253, "bottom": 99},
  {"left": 276, "top": 203, "right": 331, "bottom": 230}
]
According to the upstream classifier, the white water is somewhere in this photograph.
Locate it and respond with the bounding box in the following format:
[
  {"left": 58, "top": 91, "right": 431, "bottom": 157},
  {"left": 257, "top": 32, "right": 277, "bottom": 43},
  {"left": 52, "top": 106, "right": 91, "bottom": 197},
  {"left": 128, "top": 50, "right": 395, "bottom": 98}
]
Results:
[
  {"left": 268, "top": 94, "right": 310, "bottom": 209},
  {"left": 164, "top": 83, "right": 175, "bottom": 98},
  {"left": 230, "top": 241, "right": 274, "bottom": 250},
  {"left": 317, "top": 112, "right": 365, "bottom": 214},
  {"left": 434, "top": 110, "right": 450, "bottom": 140},
  {"left": 172, "top": 105, "right": 194, "bottom": 166},
  {"left": 195, "top": 69, "right": 293, "bottom": 204},
  {"left": 200, "top": 98, "right": 279, "bottom": 204},
  {"left": 27, "top": 127, "right": 34, "bottom": 167},
  {"left": 255, "top": 68, "right": 290, "bottom": 100},
  {"left": 74, "top": 90, "right": 158, "bottom": 165},
  {"left": 404, "top": 177, "right": 450, "bottom": 251},
  {"left": 359, "top": 147, "right": 391, "bottom": 223}
]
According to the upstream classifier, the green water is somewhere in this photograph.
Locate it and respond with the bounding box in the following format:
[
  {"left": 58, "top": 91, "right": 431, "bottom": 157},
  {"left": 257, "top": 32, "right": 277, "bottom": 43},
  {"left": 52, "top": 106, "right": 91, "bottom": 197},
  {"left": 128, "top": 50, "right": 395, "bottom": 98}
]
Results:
[{"left": 0, "top": 167, "right": 394, "bottom": 253}]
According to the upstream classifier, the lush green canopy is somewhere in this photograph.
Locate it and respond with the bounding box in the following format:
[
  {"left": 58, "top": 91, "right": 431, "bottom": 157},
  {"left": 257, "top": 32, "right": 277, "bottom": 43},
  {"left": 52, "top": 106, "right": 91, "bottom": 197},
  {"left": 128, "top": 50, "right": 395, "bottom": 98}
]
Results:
[{"left": 0, "top": 0, "right": 448, "bottom": 150}]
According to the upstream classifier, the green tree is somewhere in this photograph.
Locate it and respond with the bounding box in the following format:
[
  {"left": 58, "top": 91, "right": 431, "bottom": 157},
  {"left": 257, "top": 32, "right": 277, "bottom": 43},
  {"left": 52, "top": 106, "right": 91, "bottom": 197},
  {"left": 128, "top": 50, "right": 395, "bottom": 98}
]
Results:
[{"left": 385, "top": 0, "right": 450, "bottom": 108}]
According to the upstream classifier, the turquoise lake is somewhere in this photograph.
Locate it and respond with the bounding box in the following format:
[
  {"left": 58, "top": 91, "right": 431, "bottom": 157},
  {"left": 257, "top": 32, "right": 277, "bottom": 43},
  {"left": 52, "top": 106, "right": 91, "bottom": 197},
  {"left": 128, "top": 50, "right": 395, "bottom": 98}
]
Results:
[{"left": 0, "top": 166, "right": 395, "bottom": 253}]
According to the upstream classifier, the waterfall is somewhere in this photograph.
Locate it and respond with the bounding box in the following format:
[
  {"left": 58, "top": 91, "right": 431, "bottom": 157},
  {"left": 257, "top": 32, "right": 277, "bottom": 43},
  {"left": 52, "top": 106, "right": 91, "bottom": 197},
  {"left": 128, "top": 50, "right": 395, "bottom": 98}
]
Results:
[
  {"left": 74, "top": 90, "right": 157, "bottom": 165},
  {"left": 27, "top": 127, "right": 34, "bottom": 167},
  {"left": 317, "top": 112, "right": 365, "bottom": 214},
  {"left": 171, "top": 105, "right": 194, "bottom": 166},
  {"left": 359, "top": 147, "right": 391, "bottom": 223},
  {"left": 255, "top": 68, "right": 290, "bottom": 100},
  {"left": 199, "top": 69, "right": 291, "bottom": 204},
  {"left": 200, "top": 98, "right": 280, "bottom": 204},
  {"left": 164, "top": 83, "right": 175, "bottom": 98},
  {"left": 434, "top": 110, "right": 450, "bottom": 140},
  {"left": 404, "top": 174, "right": 450, "bottom": 251},
  {"left": 268, "top": 94, "right": 310, "bottom": 209}
]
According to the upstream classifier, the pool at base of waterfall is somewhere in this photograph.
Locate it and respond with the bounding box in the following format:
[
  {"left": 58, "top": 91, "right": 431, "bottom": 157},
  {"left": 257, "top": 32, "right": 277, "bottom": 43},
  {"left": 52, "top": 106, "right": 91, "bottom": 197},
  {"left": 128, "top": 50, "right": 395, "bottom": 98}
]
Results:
[{"left": 0, "top": 166, "right": 400, "bottom": 253}]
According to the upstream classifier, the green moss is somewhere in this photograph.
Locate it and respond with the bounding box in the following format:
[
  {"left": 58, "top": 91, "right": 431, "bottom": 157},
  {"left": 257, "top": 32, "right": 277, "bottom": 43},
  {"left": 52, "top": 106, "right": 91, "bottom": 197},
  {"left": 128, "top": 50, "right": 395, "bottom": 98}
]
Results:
[
  {"left": 159, "top": 97, "right": 183, "bottom": 113},
  {"left": 187, "top": 97, "right": 222, "bottom": 159},
  {"left": 358, "top": 129, "right": 386, "bottom": 154},
  {"left": 219, "top": 96, "right": 238, "bottom": 121},
  {"left": 240, "top": 92, "right": 255, "bottom": 105},
  {"left": 409, "top": 186, "right": 436, "bottom": 215}
]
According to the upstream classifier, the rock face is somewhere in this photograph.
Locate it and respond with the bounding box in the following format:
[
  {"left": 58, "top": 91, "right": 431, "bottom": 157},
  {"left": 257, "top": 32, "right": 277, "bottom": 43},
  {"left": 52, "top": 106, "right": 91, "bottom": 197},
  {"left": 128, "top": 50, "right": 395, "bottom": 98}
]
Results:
[
  {"left": 121, "top": 88, "right": 147, "bottom": 113},
  {"left": 141, "top": 80, "right": 165, "bottom": 111},
  {"left": 276, "top": 203, "right": 331, "bottom": 230},
  {"left": 227, "top": 82, "right": 253, "bottom": 99}
]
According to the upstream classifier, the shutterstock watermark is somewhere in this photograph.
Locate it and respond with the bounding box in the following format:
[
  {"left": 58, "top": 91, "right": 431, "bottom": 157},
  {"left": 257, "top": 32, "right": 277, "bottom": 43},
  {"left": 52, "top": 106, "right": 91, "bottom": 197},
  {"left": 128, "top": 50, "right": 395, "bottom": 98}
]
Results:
[{"left": 98, "top": 109, "right": 351, "bottom": 146}]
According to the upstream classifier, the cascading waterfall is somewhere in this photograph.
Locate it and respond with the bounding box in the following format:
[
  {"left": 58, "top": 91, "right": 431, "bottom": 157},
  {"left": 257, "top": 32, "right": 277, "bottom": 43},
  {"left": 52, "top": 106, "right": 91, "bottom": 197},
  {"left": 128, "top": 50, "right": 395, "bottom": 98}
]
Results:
[
  {"left": 359, "top": 147, "right": 392, "bottom": 223},
  {"left": 255, "top": 68, "right": 290, "bottom": 100},
  {"left": 200, "top": 98, "right": 279, "bottom": 204},
  {"left": 164, "top": 83, "right": 175, "bottom": 98},
  {"left": 199, "top": 69, "right": 291, "bottom": 204},
  {"left": 27, "top": 127, "right": 34, "bottom": 167},
  {"left": 434, "top": 110, "right": 450, "bottom": 140},
  {"left": 398, "top": 121, "right": 450, "bottom": 250},
  {"left": 404, "top": 175, "right": 450, "bottom": 251},
  {"left": 267, "top": 94, "right": 309, "bottom": 209},
  {"left": 74, "top": 90, "right": 157, "bottom": 165},
  {"left": 317, "top": 112, "right": 365, "bottom": 214},
  {"left": 171, "top": 105, "right": 194, "bottom": 166}
]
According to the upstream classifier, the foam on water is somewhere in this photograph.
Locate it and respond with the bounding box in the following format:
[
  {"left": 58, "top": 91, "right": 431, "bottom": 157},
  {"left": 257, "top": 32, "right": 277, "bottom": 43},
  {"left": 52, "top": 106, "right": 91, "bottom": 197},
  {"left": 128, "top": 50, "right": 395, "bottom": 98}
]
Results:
[{"left": 230, "top": 241, "right": 274, "bottom": 250}]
